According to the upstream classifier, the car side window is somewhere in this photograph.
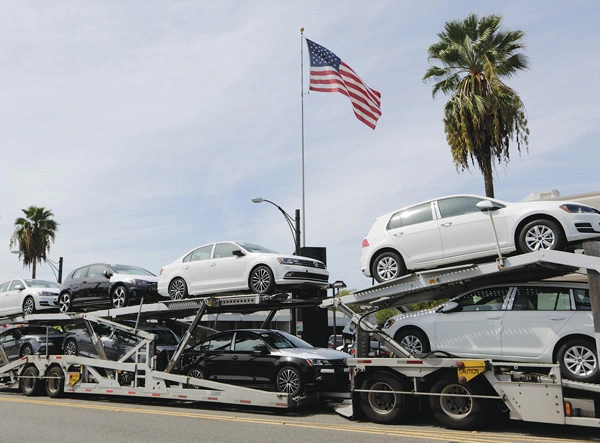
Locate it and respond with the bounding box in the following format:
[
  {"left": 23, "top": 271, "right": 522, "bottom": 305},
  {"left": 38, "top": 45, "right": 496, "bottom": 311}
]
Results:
[
  {"left": 213, "top": 243, "right": 238, "bottom": 259},
  {"left": 457, "top": 287, "right": 509, "bottom": 311},
  {"left": 0, "top": 281, "right": 9, "bottom": 292},
  {"left": 573, "top": 289, "right": 591, "bottom": 311},
  {"left": 72, "top": 267, "right": 89, "bottom": 279},
  {"left": 184, "top": 245, "right": 213, "bottom": 263},
  {"left": 513, "top": 287, "right": 571, "bottom": 311},
  {"left": 8, "top": 280, "right": 22, "bottom": 291},
  {"left": 205, "top": 333, "right": 233, "bottom": 352},
  {"left": 387, "top": 203, "right": 433, "bottom": 230},
  {"left": 88, "top": 265, "right": 109, "bottom": 278},
  {"left": 437, "top": 197, "right": 487, "bottom": 218},
  {"left": 233, "top": 332, "right": 264, "bottom": 351}
]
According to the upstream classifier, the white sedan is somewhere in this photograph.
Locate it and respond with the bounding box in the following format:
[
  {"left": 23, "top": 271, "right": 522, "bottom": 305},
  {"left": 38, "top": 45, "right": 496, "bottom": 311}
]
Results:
[
  {"left": 158, "top": 242, "right": 329, "bottom": 299},
  {"left": 361, "top": 194, "right": 600, "bottom": 283},
  {"left": 0, "top": 279, "right": 60, "bottom": 316}
]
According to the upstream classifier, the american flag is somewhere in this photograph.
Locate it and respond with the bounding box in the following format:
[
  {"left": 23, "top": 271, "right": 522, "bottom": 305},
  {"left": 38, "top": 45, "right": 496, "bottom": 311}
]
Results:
[{"left": 306, "top": 38, "right": 381, "bottom": 129}]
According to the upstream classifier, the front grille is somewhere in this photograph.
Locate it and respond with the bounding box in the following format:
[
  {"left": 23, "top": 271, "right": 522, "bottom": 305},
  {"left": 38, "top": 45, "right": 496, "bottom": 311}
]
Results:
[
  {"left": 296, "top": 259, "right": 326, "bottom": 269},
  {"left": 284, "top": 272, "right": 329, "bottom": 281},
  {"left": 328, "top": 359, "right": 347, "bottom": 367}
]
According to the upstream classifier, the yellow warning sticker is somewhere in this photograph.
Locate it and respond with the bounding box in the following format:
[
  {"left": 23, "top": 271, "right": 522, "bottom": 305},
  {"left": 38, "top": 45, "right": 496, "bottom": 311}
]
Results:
[{"left": 456, "top": 360, "right": 487, "bottom": 381}]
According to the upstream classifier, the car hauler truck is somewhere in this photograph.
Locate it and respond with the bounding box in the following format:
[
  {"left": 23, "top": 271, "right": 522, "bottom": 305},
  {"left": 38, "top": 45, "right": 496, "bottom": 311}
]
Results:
[
  {"left": 321, "top": 244, "right": 600, "bottom": 429},
  {"left": 0, "top": 293, "right": 346, "bottom": 408},
  {"left": 1, "top": 246, "right": 600, "bottom": 431}
]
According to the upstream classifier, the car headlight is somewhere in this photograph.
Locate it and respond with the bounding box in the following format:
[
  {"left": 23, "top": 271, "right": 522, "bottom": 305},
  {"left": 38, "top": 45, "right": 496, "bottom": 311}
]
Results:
[
  {"left": 307, "top": 358, "right": 329, "bottom": 366},
  {"left": 40, "top": 291, "right": 55, "bottom": 297},
  {"left": 560, "top": 204, "right": 597, "bottom": 214},
  {"left": 124, "top": 278, "right": 153, "bottom": 285},
  {"left": 277, "top": 257, "right": 302, "bottom": 266}
]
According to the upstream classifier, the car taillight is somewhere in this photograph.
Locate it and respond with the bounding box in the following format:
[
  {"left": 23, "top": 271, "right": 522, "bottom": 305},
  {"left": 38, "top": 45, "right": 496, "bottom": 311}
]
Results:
[
  {"left": 159, "top": 268, "right": 163, "bottom": 275},
  {"left": 362, "top": 238, "right": 369, "bottom": 248}
]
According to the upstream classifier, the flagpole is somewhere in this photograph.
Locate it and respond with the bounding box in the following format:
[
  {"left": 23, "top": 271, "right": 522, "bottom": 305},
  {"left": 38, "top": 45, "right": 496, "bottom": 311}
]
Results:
[{"left": 300, "top": 27, "right": 306, "bottom": 248}]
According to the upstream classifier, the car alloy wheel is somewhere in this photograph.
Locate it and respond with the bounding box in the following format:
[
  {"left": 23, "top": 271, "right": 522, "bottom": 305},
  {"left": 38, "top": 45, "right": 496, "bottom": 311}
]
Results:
[
  {"left": 22, "top": 297, "right": 36, "bottom": 315},
  {"left": 558, "top": 338, "right": 599, "bottom": 382},
  {"left": 112, "top": 285, "right": 128, "bottom": 308},
  {"left": 63, "top": 339, "right": 78, "bottom": 356},
  {"left": 168, "top": 278, "right": 188, "bottom": 300},
  {"left": 373, "top": 251, "right": 405, "bottom": 283},
  {"left": 276, "top": 366, "right": 302, "bottom": 396},
  {"left": 250, "top": 266, "right": 274, "bottom": 294},
  {"left": 58, "top": 293, "right": 72, "bottom": 313},
  {"left": 518, "top": 219, "right": 565, "bottom": 253}
]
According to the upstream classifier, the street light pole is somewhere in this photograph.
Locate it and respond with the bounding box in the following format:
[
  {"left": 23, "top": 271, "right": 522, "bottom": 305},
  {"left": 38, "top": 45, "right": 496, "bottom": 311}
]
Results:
[{"left": 252, "top": 197, "right": 301, "bottom": 255}]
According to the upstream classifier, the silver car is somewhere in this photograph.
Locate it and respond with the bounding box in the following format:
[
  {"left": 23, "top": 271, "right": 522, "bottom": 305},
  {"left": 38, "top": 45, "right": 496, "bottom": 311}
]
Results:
[{"left": 382, "top": 280, "right": 598, "bottom": 383}]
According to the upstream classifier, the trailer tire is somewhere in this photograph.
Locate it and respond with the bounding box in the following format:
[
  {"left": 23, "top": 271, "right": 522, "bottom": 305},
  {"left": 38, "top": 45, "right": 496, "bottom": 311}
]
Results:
[
  {"left": 20, "top": 365, "right": 43, "bottom": 396},
  {"left": 359, "top": 371, "right": 411, "bottom": 424},
  {"left": 429, "top": 375, "right": 489, "bottom": 430},
  {"left": 45, "top": 366, "right": 65, "bottom": 398}
]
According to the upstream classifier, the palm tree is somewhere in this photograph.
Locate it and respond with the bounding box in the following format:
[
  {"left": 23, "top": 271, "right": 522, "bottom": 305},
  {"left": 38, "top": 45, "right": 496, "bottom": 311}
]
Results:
[
  {"left": 423, "top": 13, "right": 530, "bottom": 197},
  {"left": 10, "top": 206, "right": 59, "bottom": 278}
]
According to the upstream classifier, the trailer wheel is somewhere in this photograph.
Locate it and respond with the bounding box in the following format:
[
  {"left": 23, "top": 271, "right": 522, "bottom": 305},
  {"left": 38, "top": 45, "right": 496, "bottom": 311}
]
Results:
[
  {"left": 20, "top": 365, "right": 43, "bottom": 396},
  {"left": 429, "top": 375, "right": 489, "bottom": 430},
  {"left": 557, "top": 338, "right": 599, "bottom": 383},
  {"left": 45, "top": 366, "right": 65, "bottom": 398},
  {"left": 359, "top": 371, "right": 411, "bottom": 424}
]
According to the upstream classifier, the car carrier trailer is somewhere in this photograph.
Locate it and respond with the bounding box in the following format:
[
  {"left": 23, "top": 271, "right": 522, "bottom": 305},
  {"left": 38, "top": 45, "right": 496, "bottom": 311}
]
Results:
[
  {"left": 0, "top": 292, "right": 346, "bottom": 409},
  {"left": 321, "top": 245, "right": 600, "bottom": 430}
]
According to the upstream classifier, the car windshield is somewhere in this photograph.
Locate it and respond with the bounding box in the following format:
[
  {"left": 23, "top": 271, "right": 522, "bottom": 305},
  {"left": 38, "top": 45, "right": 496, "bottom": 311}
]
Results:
[
  {"left": 259, "top": 331, "right": 314, "bottom": 349},
  {"left": 237, "top": 243, "right": 277, "bottom": 254},
  {"left": 110, "top": 265, "right": 155, "bottom": 276},
  {"left": 24, "top": 279, "right": 60, "bottom": 289}
]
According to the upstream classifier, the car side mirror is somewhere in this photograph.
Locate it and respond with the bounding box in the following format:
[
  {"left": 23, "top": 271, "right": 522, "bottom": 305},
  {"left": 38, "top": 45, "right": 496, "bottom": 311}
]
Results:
[
  {"left": 253, "top": 344, "right": 269, "bottom": 354},
  {"left": 476, "top": 200, "right": 503, "bottom": 212},
  {"left": 14, "top": 284, "right": 24, "bottom": 291},
  {"left": 439, "top": 301, "right": 460, "bottom": 313},
  {"left": 232, "top": 250, "right": 245, "bottom": 257},
  {"left": 102, "top": 270, "right": 113, "bottom": 279}
]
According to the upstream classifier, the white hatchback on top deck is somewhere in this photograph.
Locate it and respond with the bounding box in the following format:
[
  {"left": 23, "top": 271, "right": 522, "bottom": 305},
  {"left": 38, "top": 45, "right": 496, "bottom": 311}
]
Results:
[
  {"left": 158, "top": 241, "right": 329, "bottom": 299},
  {"left": 360, "top": 194, "right": 600, "bottom": 283}
]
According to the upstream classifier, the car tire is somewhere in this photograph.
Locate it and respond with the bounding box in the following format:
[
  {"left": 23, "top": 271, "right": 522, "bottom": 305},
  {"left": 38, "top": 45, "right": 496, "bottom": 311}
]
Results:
[
  {"left": 359, "top": 371, "right": 413, "bottom": 424},
  {"left": 20, "top": 365, "right": 43, "bottom": 396},
  {"left": 22, "top": 296, "right": 36, "bottom": 315},
  {"left": 250, "top": 266, "right": 275, "bottom": 294},
  {"left": 276, "top": 366, "right": 302, "bottom": 396},
  {"left": 111, "top": 285, "right": 129, "bottom": 308},
  {"left": 63, "top": 338, "right": 78, "bottom": 356},
  {"left": 557, "top": 338, "right": 599, "bottom": 383},
  {"left": 45, "top": 366, "right": 65, "bottom": 398},
  {"left": 58, "top": 292, "right": 72, "bottom": 313},
  {"left": 168, "top": 278, "right": 188, "bottom": 300},
  {"left": 429, "top": 374, "right": 490, "bottom": 430},
  {"left": 372, "top": 251, "right": 406, "bottom": 283},
  {"left": 19, "top": 344, "right": 33, "bottom": 357},
  {"left": 186, "top": 367, "right": 206, "bottom": 389},
  {"left": 517, "top": 219, "right": 565, "bottom": 253},
  {"left": 394, "top": 329, "right": 431, "bottom": 356}
]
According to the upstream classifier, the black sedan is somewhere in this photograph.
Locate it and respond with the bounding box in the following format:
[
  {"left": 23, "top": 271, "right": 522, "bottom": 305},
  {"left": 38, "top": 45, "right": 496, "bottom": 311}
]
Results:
[
  {"left": 58, "top": 263, "right": 159, "bottom": 312},
  {"left": 0, "top": 326, "right": 64, "bottom": 361},
  {"left": 62, "top": 321, "right": 181, "bottom": 373},
  {"left": 179, "top": 329, "right": 350, "bottom": 396}
]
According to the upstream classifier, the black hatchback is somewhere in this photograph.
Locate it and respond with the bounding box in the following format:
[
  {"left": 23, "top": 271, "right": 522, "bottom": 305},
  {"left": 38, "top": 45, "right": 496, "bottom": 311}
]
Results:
[
  {"left": 179, "top": 329, "right": 350, "bottom": 396},
  {"left": 58, "top": 263, "right": 159, "bottom": 312}
]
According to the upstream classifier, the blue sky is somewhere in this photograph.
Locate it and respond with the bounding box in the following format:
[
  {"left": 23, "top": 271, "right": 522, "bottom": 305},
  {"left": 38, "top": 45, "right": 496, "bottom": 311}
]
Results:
[{"left": 1, "top": 1, "right": 598, "bottom": 292}]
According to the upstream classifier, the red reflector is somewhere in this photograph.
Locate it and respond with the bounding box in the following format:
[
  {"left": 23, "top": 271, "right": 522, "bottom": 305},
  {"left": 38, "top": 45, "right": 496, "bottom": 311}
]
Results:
[
  {"left": 152, "top": 393, "right": 161, "bottom": 397},
  {"left": 362, "top": 238, "right": 369, "bottom": 248},
  {"left": 240, "top": 400, "right": 251, "bottom": 404},
  {"left": 128, "top": 391, "right": 136, "bottom": 395},
  {"left": 106, "top": 390, "right": 114, "bottom": 393},
  {"left": 357, "top": 359, "right": 372, "bottom": 364},
  {"left": 178, "top": 395, "right": 188, "bottom": 399},
  {"left": 276, "top": 402, "right": 288, "bottom": 407},
  {"left": 208, "top": 397, "right": 218, "bottom": 401},
  {"left": 406, "top": 360, "right": 424, "bottom": 365}
]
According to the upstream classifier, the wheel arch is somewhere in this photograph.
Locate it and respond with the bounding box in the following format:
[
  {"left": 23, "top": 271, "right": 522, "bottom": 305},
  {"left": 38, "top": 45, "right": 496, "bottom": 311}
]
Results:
[
  {"left": 552, "top": 333, "right": 596, "bottom": 363},
  {"left": 369, "top": 247, "right": 406, "bottom": 276},
  {"left": 513, "top": 214, "right": 565, "bottom": 247}
]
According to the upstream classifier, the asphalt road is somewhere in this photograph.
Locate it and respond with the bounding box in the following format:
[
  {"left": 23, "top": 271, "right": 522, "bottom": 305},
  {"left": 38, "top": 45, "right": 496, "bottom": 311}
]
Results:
[{"left": 0, "top": 390, "right": 599, "bottom": 443}]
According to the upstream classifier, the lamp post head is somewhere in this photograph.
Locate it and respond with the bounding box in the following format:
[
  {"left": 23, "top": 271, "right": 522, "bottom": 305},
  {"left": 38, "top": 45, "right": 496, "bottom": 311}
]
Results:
[{"left": 251, "top": 197, "right": 264, "bottom": 204}]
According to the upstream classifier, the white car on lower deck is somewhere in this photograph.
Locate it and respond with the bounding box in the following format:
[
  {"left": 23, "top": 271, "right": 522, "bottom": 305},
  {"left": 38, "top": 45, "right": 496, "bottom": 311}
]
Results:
[{"left": 158, "top": 241, "right": 329, "bottom": 299}]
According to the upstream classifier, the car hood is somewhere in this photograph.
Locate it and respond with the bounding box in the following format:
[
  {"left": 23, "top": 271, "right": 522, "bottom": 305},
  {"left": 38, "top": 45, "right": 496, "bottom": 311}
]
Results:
[
  {"left": 110, "top": 273, "right": 159, "bottom": 283},
  {"left": 274, "top": 347, "right": 350, "bottom": 360},
  {"left": 385, "top": 307, "right": 439, "bottom": 326}
]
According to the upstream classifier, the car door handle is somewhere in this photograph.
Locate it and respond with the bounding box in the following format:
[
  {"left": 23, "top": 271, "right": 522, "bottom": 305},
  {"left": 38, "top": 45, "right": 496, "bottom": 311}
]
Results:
[
  {"left": 211, "top": 263, "right": 217, "bottom": 267},
  {"left": 232, "top": 355, "right": 238, "bottom": 360},
  {"left": 549, "top": 317, "right": 566, "bottom": 321},
  {"left": 440, "top": 222, "right": 453, "bottom": 227},
  {"left": 393, "top": 232, "right": 403, "bottom": 237},
  {"left": 486, "top": 315, "right": 502, "bottom": 319}
]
